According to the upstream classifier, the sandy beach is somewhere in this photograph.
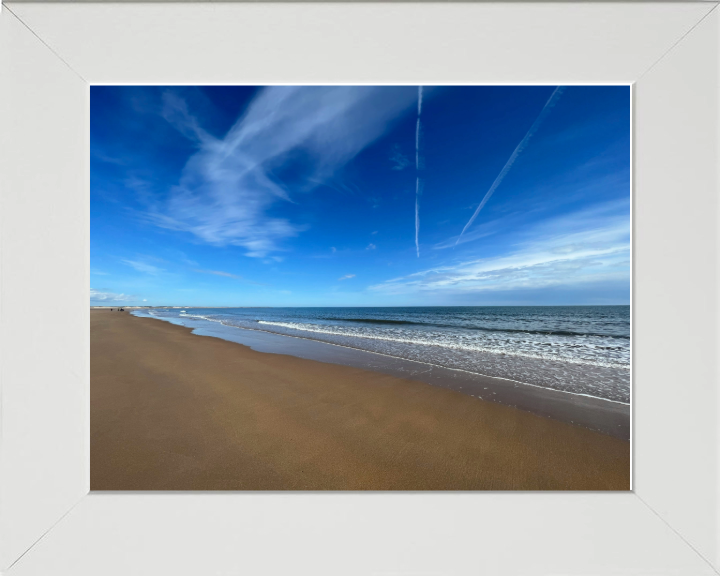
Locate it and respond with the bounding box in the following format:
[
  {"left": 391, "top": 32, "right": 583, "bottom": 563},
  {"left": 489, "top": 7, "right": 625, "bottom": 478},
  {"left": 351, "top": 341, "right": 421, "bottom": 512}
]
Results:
[{"left": 91, "top": 310, "right": 630, "bottom": 490}]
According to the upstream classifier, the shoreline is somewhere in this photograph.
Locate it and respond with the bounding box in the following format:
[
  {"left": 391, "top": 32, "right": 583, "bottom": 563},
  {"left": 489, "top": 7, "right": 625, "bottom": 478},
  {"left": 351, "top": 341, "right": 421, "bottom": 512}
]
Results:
[
  {"left": 91, "top": 310, "right": 629, "bottom": 490},
  {"left": 133, "top": 310, "right": 630, "bottom": 439}
]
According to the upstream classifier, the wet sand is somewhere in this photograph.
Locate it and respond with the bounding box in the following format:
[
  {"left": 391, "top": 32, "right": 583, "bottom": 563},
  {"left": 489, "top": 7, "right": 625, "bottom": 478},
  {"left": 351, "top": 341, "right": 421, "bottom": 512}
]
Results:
[{"left": 91, "top": 310, "right": 630, "bottom": 490}]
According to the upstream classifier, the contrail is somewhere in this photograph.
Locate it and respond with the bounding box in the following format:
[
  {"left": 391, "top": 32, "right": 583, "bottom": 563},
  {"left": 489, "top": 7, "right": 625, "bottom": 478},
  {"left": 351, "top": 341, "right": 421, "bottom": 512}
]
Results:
[
  {"left": 456, "top": 86, "right": 565, "bottom": 245},
  {"left": 414, "top": 177, "right": 423, "bottom": 257},
  {"left": 415, "top": 86, "right": 423, "bottom": 257},
  {"left": 416, "top": 86, "right": 423, "bottom": 169},
  {"left": 415, "top": 118, "right": 422, "bottom": 170}
]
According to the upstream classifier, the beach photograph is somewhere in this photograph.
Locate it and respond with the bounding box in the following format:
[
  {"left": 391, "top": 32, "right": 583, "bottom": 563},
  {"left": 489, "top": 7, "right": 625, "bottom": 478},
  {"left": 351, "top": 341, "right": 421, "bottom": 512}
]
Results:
[{"left": 91, "top": 85, "right": 630, "bottom": 490}]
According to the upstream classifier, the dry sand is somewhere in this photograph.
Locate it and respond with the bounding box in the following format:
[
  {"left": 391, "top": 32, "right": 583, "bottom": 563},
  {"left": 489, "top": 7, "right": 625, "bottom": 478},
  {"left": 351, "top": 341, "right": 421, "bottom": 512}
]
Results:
[{"left": 91, "top": 310, "right": 630, "bottom": 490}]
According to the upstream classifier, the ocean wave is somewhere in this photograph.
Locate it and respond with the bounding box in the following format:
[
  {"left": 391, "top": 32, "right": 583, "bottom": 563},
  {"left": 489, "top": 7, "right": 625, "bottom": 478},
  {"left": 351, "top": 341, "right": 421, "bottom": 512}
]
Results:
[
  {"left": 179, "top": 312, "right": 224, "bottom": 324},
  {"left": 315, "top": 317, "right": 629, "bottom": 339},
  {"left": 256, "top": 320, "right": 629, "bottom": 370}
]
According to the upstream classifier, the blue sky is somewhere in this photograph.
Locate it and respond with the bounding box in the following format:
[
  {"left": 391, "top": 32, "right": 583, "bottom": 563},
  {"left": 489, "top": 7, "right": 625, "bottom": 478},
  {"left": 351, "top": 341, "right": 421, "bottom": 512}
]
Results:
[{"left": 91, "top": 85, "right": 630, "bottom": 307}]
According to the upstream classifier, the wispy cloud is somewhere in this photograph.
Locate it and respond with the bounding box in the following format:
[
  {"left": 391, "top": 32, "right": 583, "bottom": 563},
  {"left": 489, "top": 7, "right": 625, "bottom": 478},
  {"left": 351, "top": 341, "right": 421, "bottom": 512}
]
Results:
[
  {"left": 90, "top": 289, "right": 136, "bottom": 302},
  {"left": 338, "top": 274, "right": 356, "bottom": 281},
  {"left": 143, "top": 87, "right": 417, "bottom": 258},
  {"left": 194, "top": 269, "right": 243, "bottom": 280},
  {"left": 92, "top": 148, "right": 127, "bottom": 166},
  {"left": 193, "top": 268, "right": 268, "bottom": 286},
  {"left": 372, "top": 202, "right": 629, "bottom": 295},
  {"left": 176, "top": 252, "right": 199, "bottom": 266},
  {"left": 366, "top": 243, "right": 376, "bottom": 250},
  {"left": 161, "top": 91, "right": 213, "bottom": 144},
  {"left": 122, "top": 259, "right": 163, "bottom": 275},
  {"left": 390, "top": 144, "right": 411, "bottom": 171}
]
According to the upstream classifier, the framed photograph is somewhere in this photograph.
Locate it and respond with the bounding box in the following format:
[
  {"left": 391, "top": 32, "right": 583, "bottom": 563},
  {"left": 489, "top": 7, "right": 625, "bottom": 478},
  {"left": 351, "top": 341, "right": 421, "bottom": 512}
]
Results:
[
  {"left": 1, "top": 2, "right": 718, "bottom": 574},
  {"left": 89, "top": 82, "right": 632, "bottom": 493}
]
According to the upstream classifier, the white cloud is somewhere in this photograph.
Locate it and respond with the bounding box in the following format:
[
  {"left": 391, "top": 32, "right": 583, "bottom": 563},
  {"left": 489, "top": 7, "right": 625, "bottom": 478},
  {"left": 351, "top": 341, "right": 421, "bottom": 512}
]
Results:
[
  {"left": 338, "top": 274, "right": 356, "bottom": 281},
  {"left": 144, "top": 87, "right": 417, "bottom": 258},
  {"left": 143, "top": 299, "right": 147, "bottom": 302},
  {"left": 194, "top": 268, "right": 268, "bottom": 287},
  {"left": 122, "top": 259, "right": 163, "bottom": 275},
  {"left": 366, "top": 243, "right": 376, "bottom": 250},
  {"left": 371, "top": 204, "right": 629, "bottom": 296},
  {"left": 178, "top": 253, "right": 199, "bottom": 266},
  {"left": 92, "top": 148, "right": 127, "bottom": 166},
  {"left": 389, "top": 144, "right": 411, "bottom": 170},
  {"left": 90, "top": 289, "right": 135, "bottom": 302},
  {"left": 194, "top": 269, "right": 243, "bottom": 280},
  {"left": 161, "top": 91, "right": 212, "bottom": 144}
]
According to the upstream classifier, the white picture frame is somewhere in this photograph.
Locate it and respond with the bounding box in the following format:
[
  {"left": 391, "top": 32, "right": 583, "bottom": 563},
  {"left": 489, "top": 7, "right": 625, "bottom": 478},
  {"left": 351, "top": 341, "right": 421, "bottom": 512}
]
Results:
[{"left": 1, "top": 1, "right": 718, "bottom": 574}]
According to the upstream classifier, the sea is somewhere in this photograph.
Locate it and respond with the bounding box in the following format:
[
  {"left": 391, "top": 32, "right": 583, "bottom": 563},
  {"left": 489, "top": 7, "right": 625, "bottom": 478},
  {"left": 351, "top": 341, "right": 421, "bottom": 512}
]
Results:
[{"left": 133, "top": 305, "right": 630, "bottom": 404}]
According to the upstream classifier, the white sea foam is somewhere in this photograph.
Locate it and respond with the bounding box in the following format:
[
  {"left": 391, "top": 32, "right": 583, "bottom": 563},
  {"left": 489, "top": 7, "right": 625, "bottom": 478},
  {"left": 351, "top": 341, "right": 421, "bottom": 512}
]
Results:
[{"left": 256, "top": 320, "right": 629, "bottom": 370}]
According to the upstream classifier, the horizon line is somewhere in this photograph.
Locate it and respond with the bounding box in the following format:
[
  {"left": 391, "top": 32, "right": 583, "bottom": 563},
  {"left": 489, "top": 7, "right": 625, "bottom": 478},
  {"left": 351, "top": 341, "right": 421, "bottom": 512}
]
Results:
[{"left": 90, "top": 303, "right": 631, "bottom": 309}]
